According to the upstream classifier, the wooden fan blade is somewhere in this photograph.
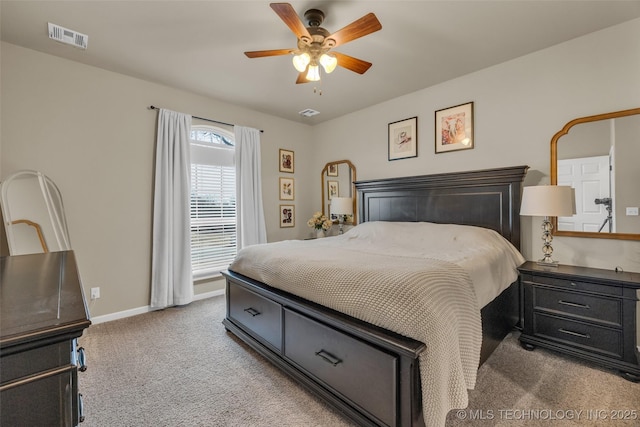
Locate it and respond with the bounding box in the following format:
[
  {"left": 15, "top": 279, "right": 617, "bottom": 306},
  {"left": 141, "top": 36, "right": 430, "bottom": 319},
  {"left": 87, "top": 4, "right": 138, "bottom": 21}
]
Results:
[
  {"left": 270, "top": 3, "right": 311, "bottom": 40},
  {"left": 245, "top": 49, "right": 293, "bottom": 58},
  {"left": 296, "top": 70, "right": 310, "bottom": 84},
  {"left": 333, "top": 52, "right": 372, "bottom": 74},
  {"left": 326, "top": 13, "right": 381, "bottom": 48}
]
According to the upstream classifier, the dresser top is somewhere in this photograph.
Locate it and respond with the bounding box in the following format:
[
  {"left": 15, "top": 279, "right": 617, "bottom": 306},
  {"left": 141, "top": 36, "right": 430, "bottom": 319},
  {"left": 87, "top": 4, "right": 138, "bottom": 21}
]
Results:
[
  {"left": 518, "top": 261, "right": 640, "bottom": 288},
  {"left": 1, "top": 251, "right": 91, "bottom": 347}
]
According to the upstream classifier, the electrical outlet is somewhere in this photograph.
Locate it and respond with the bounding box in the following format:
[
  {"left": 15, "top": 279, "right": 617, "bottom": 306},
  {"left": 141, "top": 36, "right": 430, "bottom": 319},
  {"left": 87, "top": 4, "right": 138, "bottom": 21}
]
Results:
[{"left": 90, "top": 287, "right": 100, "bottom": 300}]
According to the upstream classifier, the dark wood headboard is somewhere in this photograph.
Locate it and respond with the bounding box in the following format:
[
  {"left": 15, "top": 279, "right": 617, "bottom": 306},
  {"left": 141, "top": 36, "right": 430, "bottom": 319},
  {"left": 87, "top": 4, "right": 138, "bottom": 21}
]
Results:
[{"left": 355, "top": 165, "right": 529, "bottom": 250}]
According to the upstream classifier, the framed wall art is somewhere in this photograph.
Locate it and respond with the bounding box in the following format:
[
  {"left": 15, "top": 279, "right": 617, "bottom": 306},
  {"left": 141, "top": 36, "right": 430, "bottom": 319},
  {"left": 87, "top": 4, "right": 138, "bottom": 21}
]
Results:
[
  {"left": 279, "top": 149, "right": 294, "bottom": 173},
  {"left": 388, "top": 116, "right": 417, "bottom": 161},
  {"left": 279, "top": 204, "right": 295, "bottom": 228},
  {"left": 279, "top": 177, "right": 294, "bottom": 200},
  {"left": 327, "top": 163, "right": 338, "bottom": 176},
  {"left": 327, "top": 180, "right": 339, "bottom": 199},
  {"left": 435, "top": 102, "right": 474, "bottom": 153}
]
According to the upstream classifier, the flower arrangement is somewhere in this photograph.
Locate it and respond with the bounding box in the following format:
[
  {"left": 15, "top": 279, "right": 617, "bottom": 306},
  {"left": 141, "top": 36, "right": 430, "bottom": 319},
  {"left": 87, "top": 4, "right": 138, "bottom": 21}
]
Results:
[{"left": 307, "top": 211, "right": 332, "bottom": 231}]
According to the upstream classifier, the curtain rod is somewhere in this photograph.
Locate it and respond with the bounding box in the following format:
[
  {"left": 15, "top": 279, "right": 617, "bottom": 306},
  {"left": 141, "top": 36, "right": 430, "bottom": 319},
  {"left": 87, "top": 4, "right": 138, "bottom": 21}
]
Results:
[{"left": 148, "top": 105, "right": 263, "bottom": 133}]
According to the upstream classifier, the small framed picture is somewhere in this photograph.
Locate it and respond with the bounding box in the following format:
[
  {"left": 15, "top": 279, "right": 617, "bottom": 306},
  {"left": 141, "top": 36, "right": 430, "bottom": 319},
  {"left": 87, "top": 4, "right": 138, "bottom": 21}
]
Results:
[
  {"left": 327, "top": 163, "right": 338, "bottom": 177},
  {"left": 327, "top": 180, "right": 339, "bottom": 199},
  {"left": 435, "top": 102, "right": 474, "bottom": 153},
  {"left": 388, "top": 116, "right": 418, "bottom": 161},
  {"left": 279, "top": 149, "right": 294, "bottom": 173},
  {"left": 279, "top": 204, "right": 295, "bottom": 228},
  {"left": 279, "top": 177, "right": 294, "bottom": 200}
]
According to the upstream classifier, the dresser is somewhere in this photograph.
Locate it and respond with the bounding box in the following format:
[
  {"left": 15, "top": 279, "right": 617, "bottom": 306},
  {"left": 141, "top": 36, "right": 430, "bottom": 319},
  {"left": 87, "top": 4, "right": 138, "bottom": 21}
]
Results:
[
  {"left": 1, "top": 251, "right": 91, "bottom": 426},
  {"left": 518, "top": 261, "right": 640, "bottom": 381}
]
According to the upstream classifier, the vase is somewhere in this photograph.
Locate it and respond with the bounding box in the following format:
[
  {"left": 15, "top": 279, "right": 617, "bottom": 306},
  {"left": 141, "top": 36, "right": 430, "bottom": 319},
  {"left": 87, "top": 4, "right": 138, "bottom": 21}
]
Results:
[{"left": 316, "top": 229, "right": 325, "bottom": 238}]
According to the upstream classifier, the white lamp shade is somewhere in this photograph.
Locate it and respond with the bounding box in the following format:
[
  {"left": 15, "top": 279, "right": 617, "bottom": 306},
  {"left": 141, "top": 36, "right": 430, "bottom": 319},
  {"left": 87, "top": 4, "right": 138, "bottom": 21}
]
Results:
[
  {"left": 319, "top": 53, "right": 337, "bottom": 73},
  {"left": 306, "top": 64, "right": 320, "bottom": 81},
  {"left": 520, "top": 185, "right": 576, "bottom": 217},
  {"left": 331, "top": 197, "right": 353, "bottom": 216},
  {"left": 292, "top": 52, "right": 310, "bottom": 72}
]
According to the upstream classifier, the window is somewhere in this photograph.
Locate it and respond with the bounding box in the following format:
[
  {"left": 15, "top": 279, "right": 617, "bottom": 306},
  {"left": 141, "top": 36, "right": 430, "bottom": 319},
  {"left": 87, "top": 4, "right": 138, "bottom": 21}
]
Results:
[{"left": 190, "top": 125, "right": 235, "bottom": 279}]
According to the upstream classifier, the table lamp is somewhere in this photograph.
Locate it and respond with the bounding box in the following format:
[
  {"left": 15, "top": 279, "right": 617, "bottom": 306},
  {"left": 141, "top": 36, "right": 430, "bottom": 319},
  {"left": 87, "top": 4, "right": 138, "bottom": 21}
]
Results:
[
  {"left": 520, "top": 185, "right": 575, "bottom": 266},
  {"left": 330, "top": 197, "right": 353, "bottom": 234}
]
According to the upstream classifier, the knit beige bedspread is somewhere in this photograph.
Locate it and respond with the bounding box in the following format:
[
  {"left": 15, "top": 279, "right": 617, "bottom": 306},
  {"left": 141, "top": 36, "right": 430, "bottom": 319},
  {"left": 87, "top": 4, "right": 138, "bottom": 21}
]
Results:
[{"left": 229, "top": 237, "right": 482, "bottom": 427}]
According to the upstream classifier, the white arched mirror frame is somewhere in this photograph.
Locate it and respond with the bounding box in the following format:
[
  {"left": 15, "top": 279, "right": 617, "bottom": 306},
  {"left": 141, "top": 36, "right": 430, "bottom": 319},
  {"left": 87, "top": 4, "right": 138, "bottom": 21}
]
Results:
[{"left": 1, "top": 170, "right": 71, "bottom": 255}]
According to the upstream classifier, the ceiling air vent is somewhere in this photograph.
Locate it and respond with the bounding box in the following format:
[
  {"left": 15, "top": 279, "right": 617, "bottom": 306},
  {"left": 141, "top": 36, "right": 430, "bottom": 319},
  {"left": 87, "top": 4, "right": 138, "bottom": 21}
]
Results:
[
  {"left": 299, "top": 108, "right": 320, "bottom": 118},
  {"left": 48, "top": 23, "right": 88, "bottom": 49}
]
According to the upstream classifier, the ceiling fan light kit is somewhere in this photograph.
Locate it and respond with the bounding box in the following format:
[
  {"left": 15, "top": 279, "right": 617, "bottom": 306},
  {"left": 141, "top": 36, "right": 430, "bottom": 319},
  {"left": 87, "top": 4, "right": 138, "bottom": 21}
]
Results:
[
  {"left": 292, "top": 52, "right": 310, "bottom": 72},
  {"left": 306, "top": 64, "right": 320, "bottom": 81},
  {"left": 319, "top": 53, "right": 337, "bottom": 73},
  {"left": 245, "top": 3, "right": 381, "bottom": 85}
]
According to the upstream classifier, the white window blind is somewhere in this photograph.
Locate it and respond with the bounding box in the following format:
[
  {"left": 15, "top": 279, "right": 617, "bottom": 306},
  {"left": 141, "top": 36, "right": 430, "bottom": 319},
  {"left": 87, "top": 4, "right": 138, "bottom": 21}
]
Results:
[{"left": 190, "top": 126, "right": 236, "bottom": 279}]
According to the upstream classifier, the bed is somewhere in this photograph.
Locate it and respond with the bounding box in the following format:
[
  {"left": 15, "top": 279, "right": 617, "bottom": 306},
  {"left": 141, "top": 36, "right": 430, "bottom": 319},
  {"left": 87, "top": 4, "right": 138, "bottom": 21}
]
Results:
[{"left": 222, "top": 165, "right": 528, "bottom": 427}]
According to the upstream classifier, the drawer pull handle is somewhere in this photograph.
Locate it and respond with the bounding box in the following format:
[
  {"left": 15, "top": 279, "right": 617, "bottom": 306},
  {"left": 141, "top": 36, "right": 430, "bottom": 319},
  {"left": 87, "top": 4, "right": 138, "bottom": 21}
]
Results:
[
  {"left": 570, "top": 282, "right": 577, "bottom": 287},
  {"left": 79, "top": 393, "right": 85, "bottom": 423},
  {"left": 77, "top": 346, "right": 87, "bottom": 372},
  {"left": 558, "top": 328, "right": 591, "bottom": 339},
  {"left": 315, "top": 350, "right": 342, "bottom": 366},
  {"left": 243, "top": 307, "right": 260, "bottom": 317},
  {"left": 558, "top": 300, "right": 590, "bottom": 310}
]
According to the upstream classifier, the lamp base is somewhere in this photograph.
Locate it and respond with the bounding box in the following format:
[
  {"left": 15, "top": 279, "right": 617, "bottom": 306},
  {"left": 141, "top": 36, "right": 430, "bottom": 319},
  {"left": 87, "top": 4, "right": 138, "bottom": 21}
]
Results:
[
  {"left": 537, "top": 216, "right": 559, "bottom": 267},
  {"left": 536, "top": 259, "right": 559, "bottom": 267}
]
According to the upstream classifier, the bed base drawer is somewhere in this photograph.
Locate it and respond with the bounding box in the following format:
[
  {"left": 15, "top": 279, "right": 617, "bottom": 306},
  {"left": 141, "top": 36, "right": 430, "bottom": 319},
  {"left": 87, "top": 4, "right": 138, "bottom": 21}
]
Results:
[
  {"left": 222, "top": 270, "right": 428, "bottom": 427},
  {"left": 228, "top": 282, "right": 282, "bottom": 351},
  {"left": 284, "top": 308, "right": 398, "bottom": 427}
]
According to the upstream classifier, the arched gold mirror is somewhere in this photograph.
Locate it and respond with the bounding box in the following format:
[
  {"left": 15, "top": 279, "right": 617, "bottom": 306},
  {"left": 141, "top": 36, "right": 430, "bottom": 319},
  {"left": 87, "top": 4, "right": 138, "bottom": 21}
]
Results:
[
  {"left": 551, "top": 107, "right": 640, "bottom": 240},
  {"left": 321, "top": 160, "right": 357, "bottom": 225}
]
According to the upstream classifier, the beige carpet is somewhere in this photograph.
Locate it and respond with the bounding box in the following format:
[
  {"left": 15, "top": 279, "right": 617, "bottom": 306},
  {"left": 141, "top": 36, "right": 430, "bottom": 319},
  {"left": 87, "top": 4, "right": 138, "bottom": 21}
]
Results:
[{"left": 79, "top": 296, "right": 639, "bottom": 426}]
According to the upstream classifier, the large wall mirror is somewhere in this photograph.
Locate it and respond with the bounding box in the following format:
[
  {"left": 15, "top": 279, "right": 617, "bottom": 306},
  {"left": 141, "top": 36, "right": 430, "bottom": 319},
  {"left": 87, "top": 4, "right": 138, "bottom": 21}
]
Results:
[
  {"left": 0, "top": 170, "right": 72, "bottom": 254},
  {"left": 321, "top": 160, "right": 357, "bottom": 225},
  {"left": 551, "top": 107, "right": 640, "bottom": 240}
]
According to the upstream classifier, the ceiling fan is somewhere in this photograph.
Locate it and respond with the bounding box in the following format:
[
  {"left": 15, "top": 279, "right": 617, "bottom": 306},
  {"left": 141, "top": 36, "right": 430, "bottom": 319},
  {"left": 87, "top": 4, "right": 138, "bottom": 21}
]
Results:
[{"left": 244, "top": 3, "right": 382, "bottom": 84}]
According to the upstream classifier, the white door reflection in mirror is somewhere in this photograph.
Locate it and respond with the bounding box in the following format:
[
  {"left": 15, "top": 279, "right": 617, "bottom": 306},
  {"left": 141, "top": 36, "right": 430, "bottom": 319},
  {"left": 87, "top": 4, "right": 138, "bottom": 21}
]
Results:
[
  {"left": 1, "top": 170, "right": 71, "bottom": 255},
  {"left": 557, "top": 155, "right": 612, "bottom": 232}
]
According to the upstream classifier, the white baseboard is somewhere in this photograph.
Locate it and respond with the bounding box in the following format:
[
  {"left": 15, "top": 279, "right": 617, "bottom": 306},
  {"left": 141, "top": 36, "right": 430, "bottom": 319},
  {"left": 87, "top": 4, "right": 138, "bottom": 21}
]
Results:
[
  {"left": 193, "top": 288, "right": 225, "bottom": 301},
  {"left": 89, "top": 289, "right": 225, "bottom": 325}
]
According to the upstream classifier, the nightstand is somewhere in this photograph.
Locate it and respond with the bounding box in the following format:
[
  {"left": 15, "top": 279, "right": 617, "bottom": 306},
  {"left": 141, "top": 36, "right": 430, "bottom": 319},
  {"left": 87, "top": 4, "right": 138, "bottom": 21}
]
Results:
[{"left": 518, "top": 261, "right": 640, "bottom": 382}]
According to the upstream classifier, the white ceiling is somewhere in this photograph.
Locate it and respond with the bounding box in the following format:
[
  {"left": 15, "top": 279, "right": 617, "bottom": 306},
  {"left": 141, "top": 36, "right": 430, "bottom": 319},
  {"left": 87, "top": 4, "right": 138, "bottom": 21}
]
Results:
[{"left": 2, "top": 1, "right": 640, "bottom": 124}]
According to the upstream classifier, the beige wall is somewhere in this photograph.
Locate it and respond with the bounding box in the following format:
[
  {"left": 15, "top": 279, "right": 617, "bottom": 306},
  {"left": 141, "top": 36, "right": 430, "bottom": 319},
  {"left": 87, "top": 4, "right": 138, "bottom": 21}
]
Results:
[
  {"left": 2, "top": 17, "right": 640, "bottom": 320},
  {"left": 312, "top": 18, "right": 640, "bottom": 272},
  {"left": 557, "top": 120, "right": 611, "bottom": 160},
  {"left": 0, "top": 42, "right": 316, "bottom": 318}
]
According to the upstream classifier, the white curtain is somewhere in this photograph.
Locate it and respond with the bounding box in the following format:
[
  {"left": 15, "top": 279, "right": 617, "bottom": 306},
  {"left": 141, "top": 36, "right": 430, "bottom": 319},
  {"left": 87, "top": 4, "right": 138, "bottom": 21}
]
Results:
[
  {"left": 151, "top": 109, "right": 194, "bottom": 309},
  {"left": 234, "top": 126, "right": 267, "bottom": 249}
]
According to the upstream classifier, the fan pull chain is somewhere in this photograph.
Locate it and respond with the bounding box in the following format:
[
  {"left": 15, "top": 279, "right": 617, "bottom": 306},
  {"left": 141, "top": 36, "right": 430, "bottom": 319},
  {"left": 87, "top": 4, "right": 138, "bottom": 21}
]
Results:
[{"left": 313, "top": 81, "right": 322, "bottom": 96}]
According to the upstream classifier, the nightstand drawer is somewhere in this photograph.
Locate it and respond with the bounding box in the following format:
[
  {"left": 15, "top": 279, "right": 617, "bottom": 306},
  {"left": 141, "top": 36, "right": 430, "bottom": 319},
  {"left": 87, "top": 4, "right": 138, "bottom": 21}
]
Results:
[
  {"left": 533, "top": 287, "right": 622, "bottom": 326},
  {"left": 533, "top": 313, "right": 622, "bottom": 359},
  {"left": 228, "top": 282, "right": 282, "bottom": 351},
  {"left": 523, "top": 274, "right": 622, "bottom": 297}
]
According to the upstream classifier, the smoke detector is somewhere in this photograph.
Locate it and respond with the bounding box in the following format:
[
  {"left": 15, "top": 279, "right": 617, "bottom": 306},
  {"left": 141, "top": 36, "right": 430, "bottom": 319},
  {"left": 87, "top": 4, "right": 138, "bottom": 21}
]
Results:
[
  {"left": 299, "top": 108, "right": 320, "bottom": 118},
  {"left": 48, "top": 23, "right": 88, "bottom": 49}
]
